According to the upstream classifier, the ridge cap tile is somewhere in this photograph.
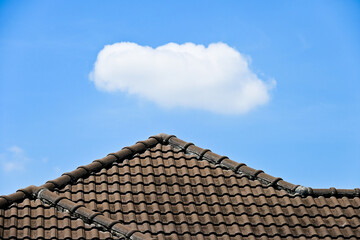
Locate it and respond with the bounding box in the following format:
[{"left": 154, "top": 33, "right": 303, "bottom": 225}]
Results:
[
  {"left": 0, "top": 134, "right": 162, "bottom": 209},
  {"left": 165, "top": 134, "right": 359, "bottom": 198},
  {"left": 1, "top": 133, "right": 360, "bottom": 240},
  {"left": 36, "top": 188, "right": 147, "bottom": 239},
  {"left": 1, "top": 133, "right": 358, "bottom": 210}
]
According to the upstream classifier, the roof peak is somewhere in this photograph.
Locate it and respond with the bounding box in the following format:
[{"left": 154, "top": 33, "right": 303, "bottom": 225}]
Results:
[
  {"left": 1, "top": 133, "right": 359, "bottom": 210},
  {"left": 163, "top": 134, "right": 360, "bottom": 198}
]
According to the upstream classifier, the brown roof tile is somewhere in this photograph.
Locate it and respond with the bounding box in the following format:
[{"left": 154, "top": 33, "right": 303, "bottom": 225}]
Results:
[{"left": 1, "top": 133, "right": 359, "bottom": 239}]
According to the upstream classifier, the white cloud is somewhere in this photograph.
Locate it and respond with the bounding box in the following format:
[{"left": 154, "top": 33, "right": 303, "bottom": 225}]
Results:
[
  {"left": 0, "top": 146, "right": 29, "bottom": 172},
  {"left": 9, "top": 146, "right": 24, "bottom": 155},
  {"left": 90, "top": 42, "right": 275, "bottom": 114},
  {"left": 2, "top": 162, "right": 21, "bottom": 172}
]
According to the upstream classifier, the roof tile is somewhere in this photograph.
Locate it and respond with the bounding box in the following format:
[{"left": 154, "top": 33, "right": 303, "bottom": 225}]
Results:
[{"left": 1, "top": 134, "right": 359, "bottom": 239}]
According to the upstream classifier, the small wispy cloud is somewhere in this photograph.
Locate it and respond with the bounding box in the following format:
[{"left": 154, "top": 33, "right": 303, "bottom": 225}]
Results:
[
  {"left": 90, "top": 42, "right": 275, "bottom": 114},
  {"left": 0, "top": 146, "right": 29, "bottom": 172},
  {"left": 9, "top": 146, "right": 24, "bottom": 155}
]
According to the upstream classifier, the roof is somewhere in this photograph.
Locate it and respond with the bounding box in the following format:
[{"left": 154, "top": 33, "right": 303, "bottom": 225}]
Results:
[{"left": 1, "top": 133, "right": 359, "bottom": 239}]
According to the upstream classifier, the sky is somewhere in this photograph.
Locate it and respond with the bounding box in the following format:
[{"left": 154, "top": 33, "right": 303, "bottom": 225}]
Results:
[{"left": 0, "top": 1, "right": 359, "bottom": 195}]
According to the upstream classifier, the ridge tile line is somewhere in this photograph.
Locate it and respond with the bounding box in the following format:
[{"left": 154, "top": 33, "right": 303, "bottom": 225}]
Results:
[
  {"left": 164, "top": 135, "right": 302, "bottom": 195},
  {"left": 0, "top": 134, "right": 163, "bottom": 209},
  {"left": 1, "top": 132, "right": 359, "bottom": 210},
  {"left": 35, "top": 188, "right": 148, "bottom": 240},
  {"left": 163, "top": 134, "right": 360, "bottom": 198}
]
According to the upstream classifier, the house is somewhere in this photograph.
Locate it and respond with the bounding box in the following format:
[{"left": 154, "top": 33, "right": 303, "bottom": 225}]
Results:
[{"left": 0, "top": 133, "right": 359, "bottom": 239}]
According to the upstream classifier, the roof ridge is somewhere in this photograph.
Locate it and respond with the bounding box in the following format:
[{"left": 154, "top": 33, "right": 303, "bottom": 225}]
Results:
[
  {"left": 35, "top": 188, "right": 147, "bottom": 240},
  {"left": 1, "top": 133, "right": 359, "bottom": 210},
  {"left": 164, "top": 134, "right": 360, "bottom": 198},
  {"left": 0, "top": 133, "right": 165, "bottom": 209}
]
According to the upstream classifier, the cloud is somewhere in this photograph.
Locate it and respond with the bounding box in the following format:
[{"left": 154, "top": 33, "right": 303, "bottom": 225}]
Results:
[
  {"left": 0, "top": 146, "right": 29, "bottom": 172},
  {"left": 9, "top": 146, "right": 24, "bottom": 155},
  {"left": 90, "top": 42, "right": 275, "bottom": 114}
]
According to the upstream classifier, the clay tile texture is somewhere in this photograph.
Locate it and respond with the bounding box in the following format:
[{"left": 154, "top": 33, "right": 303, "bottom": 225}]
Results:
[{"left": 1, "top": 133, "right": 360, "bottom": 239}]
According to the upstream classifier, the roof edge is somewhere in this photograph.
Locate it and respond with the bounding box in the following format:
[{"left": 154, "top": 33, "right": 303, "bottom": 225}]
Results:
[
  {"left": 1, "top": 133, "right": 359, "bottom": 210},
  {"left": 163, "top": 134, "right": 360, "bottom": 198},
  {"left": 0, "top": 134, "right": 164, "bottom": 209},
  {"left": 35, "top": 188, "right": 148, "bottom": 240}
]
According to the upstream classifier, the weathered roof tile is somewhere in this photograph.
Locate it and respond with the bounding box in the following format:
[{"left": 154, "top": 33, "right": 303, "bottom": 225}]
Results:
[{"left": 1, "top": 134, "right": 359, "bottom": 239}]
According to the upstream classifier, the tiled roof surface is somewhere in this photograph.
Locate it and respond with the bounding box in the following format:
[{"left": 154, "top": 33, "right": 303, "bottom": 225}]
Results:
[
  {"left": 1, "top": 133, "right": 359, "bottom": 239},
  {"left": 0, "top": 198, "right": 112, "bottom": 239}
]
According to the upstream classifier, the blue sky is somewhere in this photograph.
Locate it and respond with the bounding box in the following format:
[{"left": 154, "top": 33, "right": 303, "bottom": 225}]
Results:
[{"left": 0, "top": 1, "right": 359, "bottom": 195}]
